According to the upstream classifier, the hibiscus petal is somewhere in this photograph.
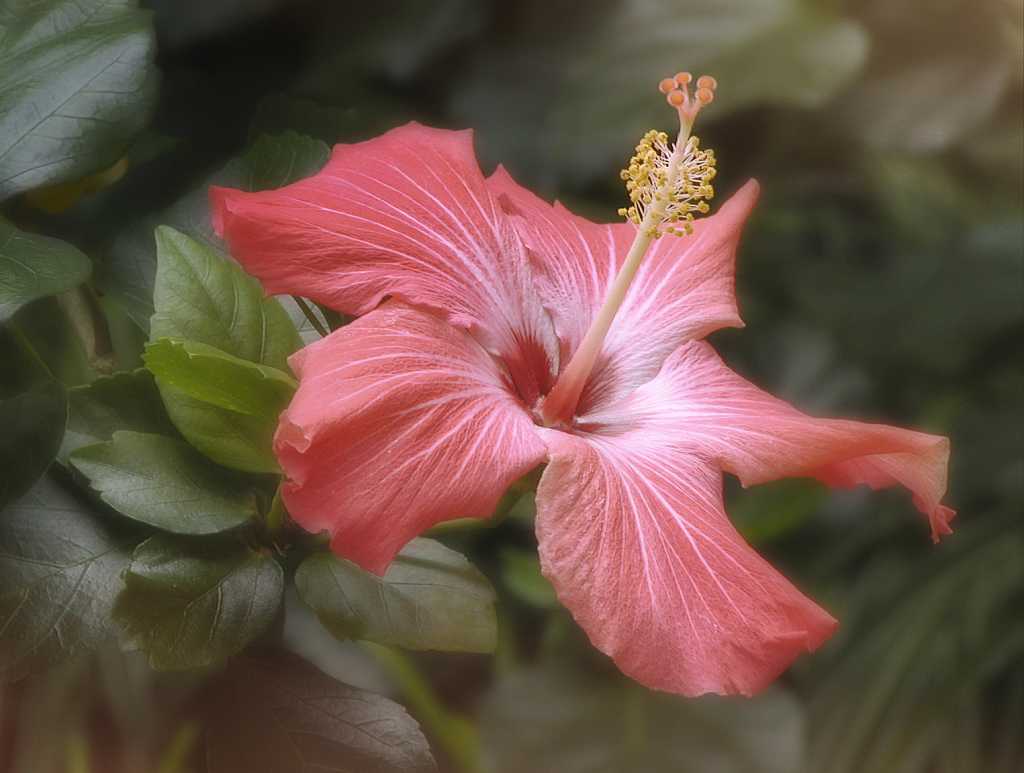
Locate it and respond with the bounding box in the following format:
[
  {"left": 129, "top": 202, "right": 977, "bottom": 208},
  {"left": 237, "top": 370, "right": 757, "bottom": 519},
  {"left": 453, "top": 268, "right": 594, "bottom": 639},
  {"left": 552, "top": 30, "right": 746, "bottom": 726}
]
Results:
[
  {"left": 535, "top": 428, "right": 838, "bottom": 697},
  {"left": 490, "top": 169, "right": 756, "bottom": 410},
  {"left": 211, "top": 123, "right": 558, "bottom": 403},
  {"left": 622, "top": 341, "right": 954, "bottom": 541},
  {"left": 276, "top": 303, "right": 547, "bottom": 575}
]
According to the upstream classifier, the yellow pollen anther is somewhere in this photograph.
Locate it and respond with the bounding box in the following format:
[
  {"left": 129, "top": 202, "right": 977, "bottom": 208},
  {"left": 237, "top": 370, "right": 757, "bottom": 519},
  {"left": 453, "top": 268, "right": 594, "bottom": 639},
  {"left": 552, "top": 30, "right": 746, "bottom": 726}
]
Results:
[
  {"left": 538, "top": 74, "right": 720, "bottom": 428},
  {"left": 617, "top": 74, "right": 718, "bottom": 238}
]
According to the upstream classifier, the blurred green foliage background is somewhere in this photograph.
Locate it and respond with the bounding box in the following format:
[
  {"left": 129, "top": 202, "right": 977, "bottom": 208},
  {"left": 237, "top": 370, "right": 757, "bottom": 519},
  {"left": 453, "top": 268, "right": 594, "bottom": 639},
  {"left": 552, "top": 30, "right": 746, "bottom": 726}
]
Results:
[{"left": 1, "top": 0, "right": 1021, "bottom": 771}]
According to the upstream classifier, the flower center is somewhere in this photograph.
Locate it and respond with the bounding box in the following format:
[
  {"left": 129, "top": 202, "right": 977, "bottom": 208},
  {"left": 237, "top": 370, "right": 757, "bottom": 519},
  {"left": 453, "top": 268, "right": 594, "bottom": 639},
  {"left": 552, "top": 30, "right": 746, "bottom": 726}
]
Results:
[{"left": 537, "top": 73, "right": 718, "bottom": 429}]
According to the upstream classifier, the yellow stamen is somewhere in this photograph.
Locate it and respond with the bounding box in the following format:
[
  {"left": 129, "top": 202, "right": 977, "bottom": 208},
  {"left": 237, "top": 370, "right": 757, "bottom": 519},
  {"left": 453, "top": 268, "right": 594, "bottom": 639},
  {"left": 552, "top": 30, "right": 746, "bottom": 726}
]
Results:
[{"left": 538, "top": 74, "right": 718, "bottom": 428}]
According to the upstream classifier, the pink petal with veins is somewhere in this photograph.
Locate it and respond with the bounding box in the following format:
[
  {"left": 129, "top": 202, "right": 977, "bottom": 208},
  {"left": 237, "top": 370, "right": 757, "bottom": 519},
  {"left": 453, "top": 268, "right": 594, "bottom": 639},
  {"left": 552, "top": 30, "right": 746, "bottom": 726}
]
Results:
[
  {"left": 622, "top": 341, "right": 955, "bottom": 541},
  {"left": 490, "top": 169, "right": 756, "bottom": 410},
  {"left": 211, "top": 123, "right": 558, "bottom": 403},
  {"left": 276, "top": 303, "right": 547, "bottom": 575},
  {"left": 535, "top": 428, "right": 838, "bottom": 697}
]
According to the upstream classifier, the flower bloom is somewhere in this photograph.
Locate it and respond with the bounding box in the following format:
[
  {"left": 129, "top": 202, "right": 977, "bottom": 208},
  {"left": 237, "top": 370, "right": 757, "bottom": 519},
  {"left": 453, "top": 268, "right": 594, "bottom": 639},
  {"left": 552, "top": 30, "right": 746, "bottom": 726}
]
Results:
[{"left": 210, "top": 98, "right": 953, "bottom": 696}]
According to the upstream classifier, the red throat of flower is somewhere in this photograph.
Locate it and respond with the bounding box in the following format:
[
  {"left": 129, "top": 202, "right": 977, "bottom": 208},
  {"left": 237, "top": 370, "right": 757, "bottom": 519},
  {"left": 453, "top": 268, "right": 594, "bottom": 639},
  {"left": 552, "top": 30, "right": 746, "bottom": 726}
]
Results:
[{"left": 537, "top": 74, "right": 719, "bottom": 428}]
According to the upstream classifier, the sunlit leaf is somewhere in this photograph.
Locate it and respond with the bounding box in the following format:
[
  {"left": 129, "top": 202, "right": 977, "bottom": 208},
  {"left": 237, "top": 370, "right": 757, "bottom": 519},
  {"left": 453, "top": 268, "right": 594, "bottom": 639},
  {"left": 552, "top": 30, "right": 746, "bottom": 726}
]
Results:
[
  {"left": 296, "top": 538, "right": 498, "bottom": 653},
  {"left": 150, "top": 227, "right": 300, "bottom": 371},
  {"left": 0, "top": 217, "right": 92, "bottom": 321},
  {"left": 205, "top": 647, "right": 437, "bottom": 773},
  {"left": 0, "top": 474, "right": 135, "bottom": 682},
  {"left": 157, "top": 384, "right": 281, "bottom": 474},
  {"left": 144, "top": 338, "right": 295, "bottom": 421},
  {"left": 0, "top": 379, "right": 66, "bottom": 511},
  {"left": 69, "top": 431, "right": 257, "bottom": 534},
  {"left": 0, "top": 0, "right": 158, "bottom": 200},
  {"left": 114, "top": 534, "right": 283, "bottom": 670}
]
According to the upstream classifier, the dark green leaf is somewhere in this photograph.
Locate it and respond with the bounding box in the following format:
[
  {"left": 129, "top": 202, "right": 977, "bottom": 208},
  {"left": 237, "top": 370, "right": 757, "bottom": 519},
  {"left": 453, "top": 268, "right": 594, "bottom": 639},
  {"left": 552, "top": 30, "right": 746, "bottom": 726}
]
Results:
[
  {"left": 0, "top": 379, "right": 66, "bottom": 511},
  {"left": 0, "top": 474, "right": 135, "bottom": 682},
  {"left": 0, "top": 0, "right": 158, "bottom": 200},
  {"left": 113, "top": 534, "right": 283, "bottom": 670},
  {"left": 296, "top": 539, "right": 497, "bottom": 653},
  {"left": 158, "top": 383, "right": 281, "bottom": 474},
  {"left": 219, "top": 130, "right": 331, "bottom": 193},
  {"left": 150, "top": 227, "right": 300, "bottom": 371},
  {"left": 248, "top": 95, "right": 366, "bottom": 146},
  {"left": 206, "top": 647, "right": 437, "bottom": 773},
  {"left": 59, "top": 368, "right": 178, "bottom": 463},
  {"left": 95, "top": 188, "right": 217, "bottom": 332},
  {"left": 69, "top": 431, "right": 257, "bottom": 534},
  {"left": 97, "top": 132, "right": 329, "bottom": 333},
  {"left": 0, "top": 216, "right": 92, "bottom": 321},
  {"left": 144, "top": 338, "right": 295, "bottom": 421}
]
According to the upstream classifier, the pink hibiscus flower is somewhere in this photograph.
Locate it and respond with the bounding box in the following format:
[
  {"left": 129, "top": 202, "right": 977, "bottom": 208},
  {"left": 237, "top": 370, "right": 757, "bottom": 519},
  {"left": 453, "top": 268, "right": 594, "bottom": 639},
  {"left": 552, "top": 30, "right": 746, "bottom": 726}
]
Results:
[{"left": 210, "top": 76, "right": 953, "bottom": 697}]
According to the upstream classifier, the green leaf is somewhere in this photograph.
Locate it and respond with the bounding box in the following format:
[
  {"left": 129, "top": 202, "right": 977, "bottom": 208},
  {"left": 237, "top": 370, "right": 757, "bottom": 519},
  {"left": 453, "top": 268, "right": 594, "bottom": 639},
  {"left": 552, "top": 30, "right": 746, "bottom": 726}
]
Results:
[
  {"left": 0, "top": 474, "right": 135, "bottom": 682},
  {"left": 205, "top": 647, "right": 437, "bottom": 773},
  {"left": 59, "top": 368, "right": 179, "bottom": 463},
  {"left": 144, "top": 338, "right": 295, "bottom": 422},
  {"left": 69, "top": 430, "right": 257, "bottom": 534},
  {"left": 499, "top": 546, "right": 558, "bottom": 609},
  {"left": 296, "top": 538, "right": 498, "bottom": 653},
  {"left": 97, "top": 132, "right": 330, "bottom": 332},
  {"left": 219, "top": 130, "right": 331, "bottom": 193},
  {"left": 0, "top": 216, "right": 92, "bottom": 321},
  {"left": 150, "top": 226, "right": 300, "bottom": 371},
  {"left": 157, "top": 383, "right": 281, "bottom": 474},
  {"left": 248, "top": 95, "right": 366, "bottom": 146},
  {"left": 113, "top": 534, "right": 283, "bottom": 670},
  {"left": 0, "top": 379, "right": 66, "bottom": 511},
  {"left": 96, "top": 188, "right": 220, "bottom": 332},
  {"left": 0, "top": 0, "right": 158, "bottom": 200}
]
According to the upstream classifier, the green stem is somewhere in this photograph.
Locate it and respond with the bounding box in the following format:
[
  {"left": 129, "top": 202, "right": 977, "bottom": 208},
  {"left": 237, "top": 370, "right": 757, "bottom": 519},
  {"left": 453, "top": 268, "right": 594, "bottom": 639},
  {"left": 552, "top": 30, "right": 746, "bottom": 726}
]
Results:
[
  {"left": 5, "top": 319, "right": 55, "bottom": 379},
  {"left": 363, "top": 642, "right": 482, "bottom": 773},
  {"left": 621, "top": 682, "right": 647, "bottom": 762},
  {"left": 57, "top": 286, "right": 116, "bottom": 375},
  {"left": 292, "top": 296, "right": 330, "bottom": 338},
  {"left": 266, "top": 485, "right": 286, "bottom": 539},
  {"left": 156, "top": 720, "right": 200, "bottom": 773},
  {"left": 66, "top": 731, "right": 91, "bottom": 773}
]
